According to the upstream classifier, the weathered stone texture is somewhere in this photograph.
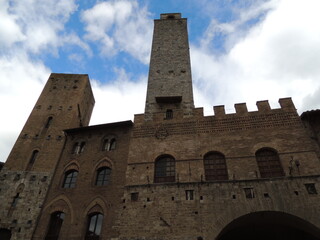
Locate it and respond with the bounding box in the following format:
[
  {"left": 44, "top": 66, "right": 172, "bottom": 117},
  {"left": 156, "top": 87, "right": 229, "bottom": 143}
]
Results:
[
  {"left": 114, "top": 177, "right": 320, "bottom": 240},
  {"left": 145, "top": 13, "right": 194, "bottom": 120},
  {"left": 32, "top": 122, "right": 132, "bottom": 240}
]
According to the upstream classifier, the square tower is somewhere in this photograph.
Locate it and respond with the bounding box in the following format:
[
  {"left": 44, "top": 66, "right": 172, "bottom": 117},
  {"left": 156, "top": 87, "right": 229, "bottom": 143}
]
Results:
[{"left": 145, "top": 13, "right": 194, "bottom": 120}]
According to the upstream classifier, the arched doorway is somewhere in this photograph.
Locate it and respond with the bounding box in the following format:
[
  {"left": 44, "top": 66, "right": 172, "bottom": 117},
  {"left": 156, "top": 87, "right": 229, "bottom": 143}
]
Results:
[
  {"left": 0, "top": 228, "right": 12, "bottom": 240},
  {"left": 216, "top": 211, "right": 320, "bottom": 240}
]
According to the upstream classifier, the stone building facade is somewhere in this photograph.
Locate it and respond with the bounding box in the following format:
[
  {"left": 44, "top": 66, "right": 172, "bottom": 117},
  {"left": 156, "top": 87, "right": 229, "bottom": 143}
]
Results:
[{"left": 1, "top": 13, "right": 320, "bottom": 240}]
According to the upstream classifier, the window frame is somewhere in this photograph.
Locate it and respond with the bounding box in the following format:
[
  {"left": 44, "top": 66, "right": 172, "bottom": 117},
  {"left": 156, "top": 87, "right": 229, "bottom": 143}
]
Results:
[
  {"left": 45, "top": 211, "right": 65, "bottom": 240},
  {"left": 255, "top": 148, "right": 284, "bottom": 178},
  {"left": 154, "top": 155, "right": 175, "bottom": 183},
  {"left": 203, "top": 151, "right": 228, "bottom": 181},
  {"left": 62, "top": 170, "right": 78, "bottom": 188},
  {"left": 95, "top": 167, "right": 111, "bottom": 186},
  {"left": 85, "top": 213, "right": 104, "bottom": 240}
]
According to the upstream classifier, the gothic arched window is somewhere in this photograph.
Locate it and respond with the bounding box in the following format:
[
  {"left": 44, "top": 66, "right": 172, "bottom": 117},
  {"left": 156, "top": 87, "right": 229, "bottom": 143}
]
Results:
[
  {"left": 154, "top": 155, "right": 175, "bottom": 183},
  {"left": 95, "top": 167, "right": 111, "bottom": 186},
  {"left": 85, "top": 213, "right": 104, "bottom": 240},
  {"left": 256, "top": 148, "right": 284, "bottom": 178},
  {"left": 62, "top": 170, "right": 78, "bottom": 188},
  {"left": 45, "top": 211, "right": 65, "bottom": 240},
  {"left": 203, "top": 152, "right": 228, "bottom": 181}
]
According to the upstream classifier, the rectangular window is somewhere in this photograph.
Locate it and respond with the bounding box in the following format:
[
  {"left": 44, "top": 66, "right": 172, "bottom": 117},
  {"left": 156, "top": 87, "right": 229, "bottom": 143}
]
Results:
[
  {"left": 305, "top": 183, "right": 317, "bottom": 194},
  {"left": 185, "top": 190, "right": 194, "bottom": 200},
  {"left": 131, "top": 192, "right": 139, "bottom": 202},
  {"left": 244, "top": 187, "right": 255, "bottom": 199}
]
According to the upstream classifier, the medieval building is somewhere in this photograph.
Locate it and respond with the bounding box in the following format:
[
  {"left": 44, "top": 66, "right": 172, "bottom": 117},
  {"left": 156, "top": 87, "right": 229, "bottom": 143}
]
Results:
[{"left": 1, "top": 13, "right": 320, "bottom": 240}]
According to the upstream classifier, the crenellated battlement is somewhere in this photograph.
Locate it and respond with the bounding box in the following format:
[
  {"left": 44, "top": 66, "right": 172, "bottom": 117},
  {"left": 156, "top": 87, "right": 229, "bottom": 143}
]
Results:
[
  {"left": 133, "top": 97, "right": 301, "bottom": 138},
  {"left": 214, "top": 97, "right": 296, "bottom": 118}
]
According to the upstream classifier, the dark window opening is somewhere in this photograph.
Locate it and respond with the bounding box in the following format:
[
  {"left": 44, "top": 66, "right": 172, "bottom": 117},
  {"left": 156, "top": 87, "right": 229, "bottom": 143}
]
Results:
[
  {"left": 154, "top": 155, "right": 175, "bottom": 183},
  {"left": 244, "top": 188, "right": 255, "bottom": 199},
  {"left": 45, "top": 211, "right": 65, "bottom": 240},
  {"left": 185, "top": 190, "right": 194, "bottom": 200},
  {"left": 0, "top": 228, "right": 12, "bottom": 240},
  {"left": 62, "top": 170, "right": 78, "bottom": 188},
  {"left": 72, "top": 142, "right": 85, "bottom": 154},
  {"left": 26, "top": 150, "right": 39, "bottom": 171},
  {"left": 11, "top": 193, "right": 20, "bottom": 207},
  {"left": 305, "top": 183, "right": 317, "bottom": 194},
  {"left": 165, "top": 109, "right": 173, "bottom": 120},
  {"left": 204, "top": 152, "right": 228, "bottom": 181},
  {"left": 256, "top": 148, "right": 284, "bottom": 178},
  {"left": 45, "top": 117, "right": 53, "bottom": 128},
  {"left": 85, "top": 213, "right": 103, "bottom": 240},
  {"left": 131, "top": 192, "right": 139, "bottom": 202},
  {"left": 95, "top": 167, "right": 111, "bottom": 186},
  {"left": 102, "top": 138, "right": 116, "bottom": 151}
]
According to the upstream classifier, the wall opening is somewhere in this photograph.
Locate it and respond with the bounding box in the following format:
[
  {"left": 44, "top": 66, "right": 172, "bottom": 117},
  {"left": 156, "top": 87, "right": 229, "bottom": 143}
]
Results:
[{"left": 216, "top": 211, "right": 320, "bottom": 240}]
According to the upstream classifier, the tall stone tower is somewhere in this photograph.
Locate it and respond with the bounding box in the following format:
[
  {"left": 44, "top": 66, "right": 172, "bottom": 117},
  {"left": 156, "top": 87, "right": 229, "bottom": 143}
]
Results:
[
  {"left": 145, "top": 13, "right": 194, "bottom": 120},
  {"left": 0, "top": 73, "right": 94, "bottom": 240}
]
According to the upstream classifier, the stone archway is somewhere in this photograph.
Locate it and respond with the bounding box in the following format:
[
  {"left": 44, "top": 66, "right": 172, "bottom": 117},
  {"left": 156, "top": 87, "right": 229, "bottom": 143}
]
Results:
[
  {"left": 0, "top": 228, "right": 12, "bottom": 240},
  {"left": 216, "top": 211, "right": 320, "bottom": 240}
]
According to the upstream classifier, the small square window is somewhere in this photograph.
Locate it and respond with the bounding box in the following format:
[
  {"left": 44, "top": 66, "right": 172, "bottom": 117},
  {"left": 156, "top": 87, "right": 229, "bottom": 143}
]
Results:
[
  {"left": 305, "top": 183, "right": 317, "bottom": 195},
  {"left": 131, "top": 192, "right": 139, "bottom": 202},
  {"left": 244, "top": 188, "right": 255, "bottom": 199},
  {"left": 186, "top": 190, "right": 194, "bottom": 200}
]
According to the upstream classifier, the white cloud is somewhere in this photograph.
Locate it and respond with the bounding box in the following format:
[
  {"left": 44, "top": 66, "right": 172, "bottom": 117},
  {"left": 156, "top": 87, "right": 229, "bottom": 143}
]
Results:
[
  {"left": 0, "top": 0, "right": 83, "bottom": 162},
  {"left": 90, "top": 68, "right": 147, "bottom": 125},
  {"left": 0, "top": 53, "right": 50, "bottom": 162},
  {"left": 81, "top": 0, "right": 153, "bottom": 64},
  {"left": 191, "top": 0, "right": 320, "bottom": 115}
]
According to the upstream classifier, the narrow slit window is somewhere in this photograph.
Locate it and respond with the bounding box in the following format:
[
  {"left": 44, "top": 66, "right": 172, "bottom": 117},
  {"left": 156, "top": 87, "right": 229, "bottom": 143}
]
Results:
[
  {"left": 26, "top": 150, "right": 39, "bottom": 171},
  {"left": 45, "top": 117, "right": 53, "bottom": 128}
]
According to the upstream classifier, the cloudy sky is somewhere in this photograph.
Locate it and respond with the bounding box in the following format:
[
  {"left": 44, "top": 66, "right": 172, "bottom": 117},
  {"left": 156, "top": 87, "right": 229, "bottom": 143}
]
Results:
[{"left": 1, "top": 0, "right": 320, "bottom": 162}]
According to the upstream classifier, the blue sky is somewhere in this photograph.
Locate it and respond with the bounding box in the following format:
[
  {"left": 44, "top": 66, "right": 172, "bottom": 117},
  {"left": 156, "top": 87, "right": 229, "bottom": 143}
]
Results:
[{"left": 1, "top": 0, "right": 320, "bottom": 162}]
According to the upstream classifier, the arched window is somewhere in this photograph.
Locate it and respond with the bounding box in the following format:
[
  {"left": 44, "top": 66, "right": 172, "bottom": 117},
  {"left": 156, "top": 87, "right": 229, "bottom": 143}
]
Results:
[
  {"left": 62, "top": 170, "right": 78, "bottom": 188},
  {"left": 256, "top": 148, "right": 284, "bottom": 178},
  {"left": 102, "top": 138, "right": 116, "bottom": 151},
  {"left": 154, "top": 155, "right": 175, "bottom": 183},
  {"left": 203, "top": 152, "right": 228, "bottom": 181},
  {"left": 26, "top": 150, "right": 39, "bottom": 171},
  {"left": 45, "top": 211, "right": 65, "bottom": 240},
  {"left": 85, "top": 213, "right": 104, "bottom": 240},
  {"left": 95, "top": 167, "right": 111, "bottom": 186}
]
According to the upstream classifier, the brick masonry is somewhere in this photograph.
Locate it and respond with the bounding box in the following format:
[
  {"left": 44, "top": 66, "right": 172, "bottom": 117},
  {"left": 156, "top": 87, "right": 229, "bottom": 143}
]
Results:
[{"left": 1, "top": 13, "right": 320, "bottom": 240}]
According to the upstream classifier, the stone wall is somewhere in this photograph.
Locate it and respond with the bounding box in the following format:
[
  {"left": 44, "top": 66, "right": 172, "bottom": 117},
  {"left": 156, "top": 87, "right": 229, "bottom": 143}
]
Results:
[{"left": 114, "top": 176, "right": 320, "bottom": 240}]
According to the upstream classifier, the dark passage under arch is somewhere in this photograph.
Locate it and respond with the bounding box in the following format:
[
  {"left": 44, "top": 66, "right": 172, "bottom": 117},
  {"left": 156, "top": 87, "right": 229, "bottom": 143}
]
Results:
[
  {"left": 0, "top": 228, "right": 11, "bottom": 240},
  {"left": 217, "top": 211, "right": 320, "bottom": 240}
]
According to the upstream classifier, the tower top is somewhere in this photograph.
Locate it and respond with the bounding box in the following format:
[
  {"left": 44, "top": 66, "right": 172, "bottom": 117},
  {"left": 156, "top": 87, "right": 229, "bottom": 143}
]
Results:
[
  {"left": 160, "top": 13, "right": 182, "bottom": 19},
  {"left": 144, "top": 13, "right": 194, "bottom": 120}
]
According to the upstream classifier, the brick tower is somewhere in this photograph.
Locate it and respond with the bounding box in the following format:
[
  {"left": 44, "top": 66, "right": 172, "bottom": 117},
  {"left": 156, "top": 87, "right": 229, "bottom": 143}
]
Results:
[
  {"left": 0, "top": 73, "right": 94, "bottom": 240},
  {"left": 144, "top": 13, "right": 194, "bottom": 120}
]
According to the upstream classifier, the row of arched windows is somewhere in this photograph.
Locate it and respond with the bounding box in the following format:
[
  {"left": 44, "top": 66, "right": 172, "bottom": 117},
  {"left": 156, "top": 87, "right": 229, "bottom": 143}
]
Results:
[
  {"left": 62, "top": 167, "right": 111, "bottom": 188},
  {"left": 45, "top": 211, "right": 103, "bottom": 240},
  {"left": 154, "top": 148, "right": 284, "bottom": 183},
  {"left": 62, "top": 148, "right": 284, "bottom": 188}
]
